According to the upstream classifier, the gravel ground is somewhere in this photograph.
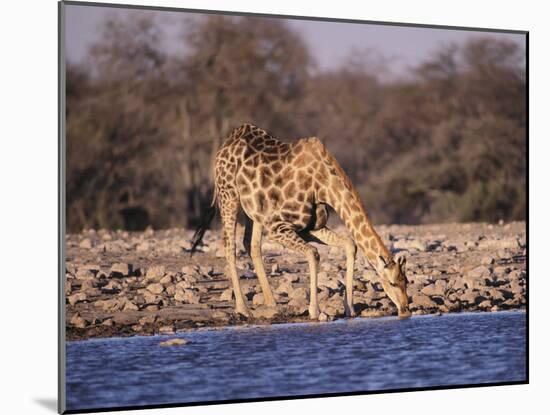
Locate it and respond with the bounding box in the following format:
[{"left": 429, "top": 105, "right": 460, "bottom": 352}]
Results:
[{"left": 65, "top": 221, "right": 526, "bottom": 340}]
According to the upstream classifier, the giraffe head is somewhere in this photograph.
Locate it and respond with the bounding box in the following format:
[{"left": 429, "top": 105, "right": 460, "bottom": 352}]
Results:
[{"left": 378, "top": 255, "right": 411, "bottom": 318}]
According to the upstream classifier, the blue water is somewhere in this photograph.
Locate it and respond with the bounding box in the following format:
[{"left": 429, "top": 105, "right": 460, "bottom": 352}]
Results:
[{"left": 66, "top": 311, "right": 526, "bottom": 411}]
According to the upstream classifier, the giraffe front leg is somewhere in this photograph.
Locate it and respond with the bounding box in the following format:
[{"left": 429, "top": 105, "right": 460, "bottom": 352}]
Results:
[
  {"left": 243, "top": 218, "right": 277, "bottom": 307},
  {"left": 309, "top": 228, "right": 357, "bottom": 317},
  {"left": 267, "top": 222, "right": 319, "bottom": 319},
  {"left": 220, "top": 197, "right": 250, "bottom": 317},
  {"left": 250, "top": 221, "right": 277, "bottom": 307}
]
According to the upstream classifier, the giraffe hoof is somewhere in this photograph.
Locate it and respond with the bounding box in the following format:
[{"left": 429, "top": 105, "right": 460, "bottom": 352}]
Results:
[
  {"left": 235, "top": 307, "right": 251, "bottom": 318},
  {"left": 308, "top": 306, "right": 320, "bottom": 320}
]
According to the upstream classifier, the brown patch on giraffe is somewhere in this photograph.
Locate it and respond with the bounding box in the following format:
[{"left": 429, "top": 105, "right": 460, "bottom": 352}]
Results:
[
  {"left": 284, "top": 182, "right": 297, "bottom": 199},
  {"left": 242, "top": 167, "right": 255, "bottom": 181},
  {"left": 255, "top": 191, "right": 267, "bottom": 212},
  {"left": 271, "top": 161, "right": 283, "bottom": 174},
  {"left": 238, "top": 178, "right": 251, "bottom": 196},
  {"left": 297, "top": 192, "right": 305, "bottom": 202},
  {"left": 243, "top": 146, "right": 254, "bottom": 159},
  {"left": 263, "top": 144, "right": 279, "bottom": 154},
  {"left": 352, "top": 214, "right": 363, "bottom": 228},
  {"left": 281, "top": 211, "right": 301, "bottom": 223},
  {"left": 259, "top": 167, "right": 272, "bottom": 187},
  {"left": 299, "top": 176, "right": 313, "bottom": 192},
  {"left": 280, "top": 167, "right": 294, "bottom": 183},
  {"left": 268, "top": 188, "right": 282, "bottom": 207},
  {"left": 292, "top": 152, "right": 314, "bottom": 168},
  {"left": 241, "top": 196, "right": 254, "bottom": 212},
  {"left": 273, "top": 175, "right": 284, "bottom": 187},
  {"left": 282, "top": 200, "right": 300, "bottom": 212}
]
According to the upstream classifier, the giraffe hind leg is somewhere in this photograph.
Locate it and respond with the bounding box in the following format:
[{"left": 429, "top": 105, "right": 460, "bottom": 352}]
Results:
[
  {"left": 308, "top": 227, "right": 357, "bottom": 317},
  {"left": 219, "top": 191, "right": 250, "bottom": 317},
  {"left": 243, "top": 218, "right": 277, "bottom": 307},
  {"left": 266, "top": 222, "right": 320, "bottom": 319}
]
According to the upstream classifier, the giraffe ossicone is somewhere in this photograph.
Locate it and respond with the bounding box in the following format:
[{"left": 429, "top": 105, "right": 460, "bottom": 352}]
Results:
[{"left": 192, "top": 123, "right": 411, "bottom": 319}]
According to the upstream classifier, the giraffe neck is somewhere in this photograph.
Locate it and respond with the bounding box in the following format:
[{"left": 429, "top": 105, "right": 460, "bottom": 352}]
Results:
[
  {"left": 318, "top": 155, "right": 391, "bottom": 274},
  {"left": 337, "top": 194, "right": 390, "bottom": 274}
]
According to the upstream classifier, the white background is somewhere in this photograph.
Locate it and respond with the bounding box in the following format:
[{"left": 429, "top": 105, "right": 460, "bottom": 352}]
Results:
[{"left": 0, "top": 0, "right": 545, "bottom": 414}]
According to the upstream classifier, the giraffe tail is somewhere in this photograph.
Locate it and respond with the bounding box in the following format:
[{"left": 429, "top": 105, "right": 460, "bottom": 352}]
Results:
[{"left": 189, "top": 190, "right": 217, "bottom": 255}]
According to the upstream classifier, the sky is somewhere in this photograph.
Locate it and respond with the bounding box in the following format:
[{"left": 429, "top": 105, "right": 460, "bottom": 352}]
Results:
[{"left": 64, "top": 3, "right": 526, "bottom": 76}]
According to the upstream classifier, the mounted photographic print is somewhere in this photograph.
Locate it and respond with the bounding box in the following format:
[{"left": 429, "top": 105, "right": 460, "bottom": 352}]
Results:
[{"left": 59, "top": 1, "right": 528, "bottom": 413}]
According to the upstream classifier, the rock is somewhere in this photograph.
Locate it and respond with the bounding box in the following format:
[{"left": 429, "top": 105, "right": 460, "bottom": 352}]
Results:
[
  {"left": 102, "top": 280, "right": 122, "bottom": 294},
  {"left": 219, "top": 288, "right": 234, "bottom": 302},
  {"left": 288, "top": 287, "right": 308, "bottom": 301},
  {"left": 487, "top": 288, "right": 505, "bottom": 302},
  {"left": 143, "top": 292, "right": 162, "bottom": 305},
  {"left": 146, "top": 283, "right": 164, "bottom": 295},
  {"left": 508, "top": 269, "right": 524, "bottom": 280},
  {"left": 139, "top": 315, "right": 157, "bottom": 325},
  {"left": 122, "top": 300, "right": 139, "bottom": 311},
  {"left": 160, "top": 275, "right": 173, "bottom": 285},
  {"left": 79, "top": 238, "right": 92, "bottom": 249},
  {"left": 110, "top": 263, "right": 132, "bottom": 278},
  {"left": 160, "top": 338, "right": 188, "bottom": 347},
  {"left": 252, "top": 293, "right": 264, "bottom": 306},
  {"left": 158, "top": 325, "right": 175, "bottom": 334},
  {"left": 68, "top": 292, "right": 87, "bottom": 306},
  {"left": 271, "top": 263, "right": 280, "bottom": 275},
  {"left": 411, "top": 293, "right": 437, "bottom": 309},
  {"left": 478, "top": 300, "right": 493, "bottom": 309},
  {"left": 75, "top": 269, "right": 95, "bottom": 281},
  {"left": 288, "top": 296, "right": 308, "bottom": 310},
  {"left": 493, "top": 266, "right": 511, "bottom": 276},
  {"left": 94, "top": 298, "right": 122, "bottom": 311},
  {"left": 461, "top": 290, "right": 487, "bottom": 306},
  {"left": 176, "top": 280, "right": 192, "bottom": 290},
  {"left": 478, "top": 238, "right": 521, "bottom": 250},
  {"left": 136, "top": 241, "right": 150, "bottom": 252},
  {"left": 101, "top": 318, "right": 113, "bottom": 326},
  {"left": 281, "top": 273, "right": 300, "bottom": 283},
  {"left": 70, "top": 313, "right": 87, "bottom": 328},
  {"left": 464, "top": 276, "right": 485, "bottom": 290},
  {"left": 252, "top": 307, "right": 279, "bottom": 319},
  {"left": 421, "top": 280, "right": 447, "bottom": 297},
  {"left": 393, "top": 239, "right": 426, "bottom": 252},
  {"left": 174, "top": 289, "right": 201, "bottom": 304},
  {"left": 181, "top": 265, "right": 198, "bottom": 276},
  {"left": 480, "top": 256, "right": 494, "bottom": 266},
  {"left": 360, "top": 309, "right": 387, "bottom": 318},
  {"left": 275, "top": 280, "right": 294, "bottom": 295},
  {"left": 318, "top": 312, "right": 329, "bottom": 322},
  {"left": 318, "top": 273, "right": 340, "bottom": 290},
  {"left": 468, "top": 266, "right": 491, "bottom": 278},
  {"left": 146, "top": 266, "right": 166, "bottom": 281}
]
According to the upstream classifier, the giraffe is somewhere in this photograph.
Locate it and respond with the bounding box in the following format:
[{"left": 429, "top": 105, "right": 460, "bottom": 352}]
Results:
[{"left": 191, "top": 123, "right": 411, "bottom": 319}]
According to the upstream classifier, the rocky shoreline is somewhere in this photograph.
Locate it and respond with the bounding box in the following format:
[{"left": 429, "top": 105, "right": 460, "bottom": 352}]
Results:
[{"left": 65, "top": 222, "right": 526, "bottom": 341}]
